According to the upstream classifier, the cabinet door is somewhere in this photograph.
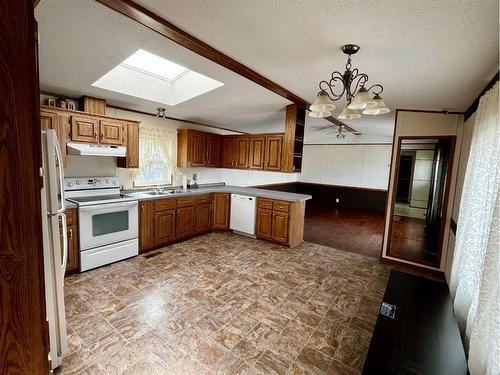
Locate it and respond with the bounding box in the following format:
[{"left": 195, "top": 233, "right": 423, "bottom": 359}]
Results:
[
  {"left": 188, "top": 131, "right": 207, "bottom": 167},
  {"left": 272, "top": 211, "right": 289, "bottom": 244},
  {"left": 100, "top": 119, "right": 125, "bottom": 145},
  {"left": 139, "top": 201, "right": 155, "bottom": 252},
  {"left": 40, "top": 110, "right": 57, "bottom": 130},
  {"left": 235, "top": 136, "right": 250, "bottom": 169},
  {"left": 62, "top": 208, "right": 79, "bottom": 274},
  {"left": 206, "top": 135, "right": 221, "bottom": 167},
  {"left": 176, "top": 206, "right": 196, "bottom": 239},
  {"left": 256, "top": 208, "right": 272, "bottom": 239},
  {"left": 212, "top": 193, "right": 230, "bottom": 229},
  {"left": 249, "top": 136, "right": 265, "bottom": 170},
  {"left": 222, "top": 137, "right": 237, "bottom": 168},
  {"left": 123, "top": 122, "right": 139, "bottom": 168},
  {"left": 155, "top": 209, "right": 176, "bottom": 245},
  {"left": 265, "top": 135, "right": 283, "bottom": 171},
  {"left": 70, "top": 116, "right": 99, "bottom": 143},
  {"left": 196, "top": 203, "right": 212, "bottom": 233}
]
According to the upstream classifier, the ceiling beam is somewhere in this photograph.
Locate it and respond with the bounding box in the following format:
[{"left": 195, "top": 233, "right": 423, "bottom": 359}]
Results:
[{"left": 94, "top": 0, "right": 356, "bottom": 132}]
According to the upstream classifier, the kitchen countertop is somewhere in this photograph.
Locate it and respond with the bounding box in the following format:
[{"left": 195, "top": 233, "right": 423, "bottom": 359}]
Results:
[{"left": 123, "top": 185, "right": 312, "bottom": 202}]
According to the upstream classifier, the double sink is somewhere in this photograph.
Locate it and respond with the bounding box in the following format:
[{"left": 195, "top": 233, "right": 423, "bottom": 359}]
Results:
[{"left": 125, "top": 189, "right": 186, "bottom": 198}]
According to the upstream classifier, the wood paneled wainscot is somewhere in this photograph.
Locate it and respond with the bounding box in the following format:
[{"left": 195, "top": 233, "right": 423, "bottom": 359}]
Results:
[{"left": 256, "top": 198, "right": 305, "bottom": 247}]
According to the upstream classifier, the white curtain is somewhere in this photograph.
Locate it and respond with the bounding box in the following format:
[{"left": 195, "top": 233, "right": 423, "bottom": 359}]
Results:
[
  {"left": 127, "top": 126, "right": 179, "bottom": 186},
  {"left": 450, "top": 82, "right": 499, "bottom": 375}
]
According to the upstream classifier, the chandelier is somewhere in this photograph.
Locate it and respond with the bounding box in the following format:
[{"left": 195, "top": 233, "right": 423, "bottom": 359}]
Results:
[{"left": 309, "top": 44, "right": 390, "bottom": 119}]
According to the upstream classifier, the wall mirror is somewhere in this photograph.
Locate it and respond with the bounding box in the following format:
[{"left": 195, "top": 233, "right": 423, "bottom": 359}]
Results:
[{"left": 387, "top": 136, "right": 455, "bottom": 267}]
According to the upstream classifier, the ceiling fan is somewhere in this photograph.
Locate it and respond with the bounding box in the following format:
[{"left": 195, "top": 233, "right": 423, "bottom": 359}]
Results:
[{"left": 310, "top": 124, "right": 389, "bottom": 138}]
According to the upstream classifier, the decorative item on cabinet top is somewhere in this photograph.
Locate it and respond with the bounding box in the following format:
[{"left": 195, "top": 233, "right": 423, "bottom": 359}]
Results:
[
  {"left": 40, "top": 105, "right": 140, "bottom": 168},
  {"left": 177, "top": 128, "right": 287, "bottom": 172}
]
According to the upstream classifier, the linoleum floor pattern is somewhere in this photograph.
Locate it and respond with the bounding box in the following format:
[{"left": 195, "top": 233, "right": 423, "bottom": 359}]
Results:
[{"left": 59, "top": 232, "right": 390, "bottom": 375}]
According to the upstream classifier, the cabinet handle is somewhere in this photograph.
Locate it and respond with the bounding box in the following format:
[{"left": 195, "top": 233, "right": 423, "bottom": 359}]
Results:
[
  {"left": 94, "top": 129, "right": 98, "bottom": 140},
  {"left": 68, "top": 227, "right": 73, "bottom": 240}
]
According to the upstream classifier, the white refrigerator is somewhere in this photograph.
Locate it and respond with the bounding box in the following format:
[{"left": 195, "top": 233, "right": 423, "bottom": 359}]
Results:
[{"left": 40, "top": 129, "right": 68, "bottom": 370}]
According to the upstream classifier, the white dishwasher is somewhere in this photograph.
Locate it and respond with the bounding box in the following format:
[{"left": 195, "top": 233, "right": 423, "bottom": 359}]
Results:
[{"left": 230, "top": 194, "right": 256, "bottom": 237}]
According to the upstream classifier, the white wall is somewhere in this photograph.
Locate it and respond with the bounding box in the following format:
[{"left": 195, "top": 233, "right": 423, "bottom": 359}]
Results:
[
  {"left": 299, "top": 144, "right": 392, "bottom": 190},
  {"left": 410, "top": 150, "right": 435, "bottom": 208}
]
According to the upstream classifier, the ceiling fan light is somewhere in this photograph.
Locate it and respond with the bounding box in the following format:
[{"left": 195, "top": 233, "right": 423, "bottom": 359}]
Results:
[
  {"left": 338, "top": 106, "right": 361, "bottom": 119},
  {"left": 309, "top": 91, "right": 336, "bottom": 112},
  {"left": 348, "top": 87, "right": 377, "bottom": 110},
  {"left": 362, "top": 95, "right": 390, "bottom": 115},
  {"left": 308, "top": 109, "right": 332, "bottom": 118}
]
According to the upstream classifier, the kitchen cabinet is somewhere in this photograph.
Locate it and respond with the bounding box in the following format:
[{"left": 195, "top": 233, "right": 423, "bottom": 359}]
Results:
[
  {"left": 249, "top": 136, "right": 266, "bottom": 170},
  {"left": 139, "top": 201, "right": 155, "bottom": 252},
  {"left": 70, "top": 116, "right": 99, "bottom": 143},
  {"left": 222, "top": 136, "right": 250, "bottom": 169},
  {"left": 40, "top": 109, "right": 57, "bottom": 130},
  {"left": 176, "top": 206, "right": 196, "bottom": 239},
  {"left": 154, "top": 210, "right": 176, "bottom": 245},
  {"left": 206, "top": 134, "right": 221, "bottom": 167},
  {"left": 282, "top": 104, "right": 306, "bottom": 172},
  {"left": 265, "top": 135, "right": 283, "bottom": 171},
  {"left": 212, "top": 193, "right": 230, "bottom": 230},
  {"left": 196, "top": 203, "right": 211, "bottom": 233},
  {"left": 256, "top": 198, "right": 305, "bottom": 247},
  {"left": 62, "top": 208, "right": 79, "bottom": 275},
  {"left": 117, "top": 122, "right": 139, "bottom": 168},
  {"left": 99, "top": 119, "right": 125, "bottom": 145},
  {"left": 177, "top": 129, "right": 221, "bottom": 168}
]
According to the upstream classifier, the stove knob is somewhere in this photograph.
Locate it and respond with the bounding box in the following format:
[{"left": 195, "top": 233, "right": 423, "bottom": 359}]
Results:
[
  {"left": 67, "top": 182, "right": 73, "bottom": 187},
  {"left": 76, "top": 180, "right": 81, "bottom": 185},
  {"left": 112, "top": 180, "right": 117, "bottom": 185},
  {"left": 105, "top": 179, "right": 110, "bottom": 184}
]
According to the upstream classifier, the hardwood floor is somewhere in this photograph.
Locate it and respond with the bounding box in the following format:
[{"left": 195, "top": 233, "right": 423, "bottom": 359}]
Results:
[
  {"left": 389, "top": 216, "right": 437, "bottom": 263},
  {"left": 304, "top": 204, "right": 385, "bottom": 258}
]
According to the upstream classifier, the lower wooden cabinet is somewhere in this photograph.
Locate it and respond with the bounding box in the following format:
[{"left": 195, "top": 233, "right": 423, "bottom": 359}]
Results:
[
  {"left": 256, "top": 198, "right": 305, "bottom": 247},
  {"left": 154, "top": 209, "right": 176, "bottom": 245},
  {"left": 196, "top": 203, "right": 212, "bottom": 233},
  {"left": 212, "top": 193, "right": 230, "bottom": 230},
  {"left": 176, "top": 206, "right": 196, "bottom": 239},
  {"left": 139, "top": 201, "right": 155, "bottom": 252},
  {"left": 63, "top": 208, "right": 79, "bottom": 275}
]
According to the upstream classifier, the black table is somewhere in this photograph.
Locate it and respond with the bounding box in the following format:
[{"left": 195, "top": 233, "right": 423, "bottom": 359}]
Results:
[{"left": 362, "top": 270, "right": 468, "bottom": 375}]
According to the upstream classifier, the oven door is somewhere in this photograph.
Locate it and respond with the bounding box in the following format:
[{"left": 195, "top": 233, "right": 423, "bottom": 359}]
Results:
[{"left": 78, "top": 200, "right": 138, "bottom": 251}]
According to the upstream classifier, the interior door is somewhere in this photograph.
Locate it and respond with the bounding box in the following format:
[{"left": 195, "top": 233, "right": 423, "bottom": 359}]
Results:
[{"left": 0, "top": 3, "right": 49, "bottom": 372}]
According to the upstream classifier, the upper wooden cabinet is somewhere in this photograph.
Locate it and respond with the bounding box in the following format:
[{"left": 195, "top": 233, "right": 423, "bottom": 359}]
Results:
[
  {"left": 221, "top": 135, "right": 250, "bottom": 169},
  {"left": 265, "top": 135, "right": 283, "bottom": 171},
  {"left": 222, "top": 137, "right": 237, "bottom": 168},
  {"left": 40, "top": 110, "right": 57, "bottom": 130},
  {"left": 40, "top": 109, "right": 68, "bottom": 167},
  {"left": 249, "top": 136, "right": 266, "bottom": 170},
  {"left": 99, "top": 119, "right": 125, "bottom": 145},
  {"left": 282, "top": 104, "right": 306, "bottom": 172},
  {"left": 177, "top": 129, "right": 221, "bottom": 168},
  {"left": 206, "top": 134, "right": 221, "bottom": 167},
  {"left": 117, "top": 122, "right": 139, "bottom": 169},
  {"left": 70, "top": 116, "right": 99, "bottom": 143}
]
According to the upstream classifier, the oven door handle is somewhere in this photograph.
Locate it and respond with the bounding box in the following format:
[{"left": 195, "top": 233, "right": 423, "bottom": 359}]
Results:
[{"left": 78, "top": 200, "right": 138, "bottom": 213}]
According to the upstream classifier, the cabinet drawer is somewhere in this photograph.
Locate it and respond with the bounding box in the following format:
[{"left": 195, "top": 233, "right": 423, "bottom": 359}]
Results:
[
  {"left": 155, "top": 198, "right": 176, "bottom": 211},
  {"left": 196, "top": 194, "right": 212, "bottom": 205},
  {"left": 273, "top": 200, "right": 290, "bottom": 213},
  {"left": 176, "top": 196, "right": 195, "bottom": 207},
  {"left": 257, "top": 198, "right": 273, "bottom": 210}
]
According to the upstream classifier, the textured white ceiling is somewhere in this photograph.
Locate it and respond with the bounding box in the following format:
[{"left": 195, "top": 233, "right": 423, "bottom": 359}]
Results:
[
  {"left": 36, "top": 0, "right": 498, "bottom": 142},
  {"left": 35, "top": 0, "right": 290, "bottom": 132}
]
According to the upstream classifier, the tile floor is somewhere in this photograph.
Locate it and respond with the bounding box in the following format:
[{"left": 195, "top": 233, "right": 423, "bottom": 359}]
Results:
[{"left": 58, "top": 232, "right": 390, "bottom": 375}]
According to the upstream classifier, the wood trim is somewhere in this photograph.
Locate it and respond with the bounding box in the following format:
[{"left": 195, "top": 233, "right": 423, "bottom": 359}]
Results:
[
  {"left": 395, "top": 108, "right": 464, "bottom": 115},
  {"left": 385, "top": 135, "right": 456, "bottom": 269},
  {"left": 40, "top": 104, "right": 140, "bottom": 124},
  {"left": 464, "top": 71, "right": 499, "bottom": 121},
  {"left": 450, "top": 217, "right": 457, "bottom": 235},
  {"left": 297, "top": 181, "right": 388, "bottom": 193},
  {"left": 93, "top": 0, "right": 354, "bottom": 132}
]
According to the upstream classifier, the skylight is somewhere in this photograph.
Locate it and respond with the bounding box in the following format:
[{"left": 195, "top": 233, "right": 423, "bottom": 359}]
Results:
[
  {"left": 121, "top": 49, "right": 188, "bottom": 82},
  {"left": 92, "top": 49, "right": 224, "bottom": 106}
]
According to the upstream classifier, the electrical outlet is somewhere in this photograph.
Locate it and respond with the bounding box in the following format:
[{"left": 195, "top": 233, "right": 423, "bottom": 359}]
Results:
[{"left": 335, "top": 198, "right": 340, "bottom": 203}]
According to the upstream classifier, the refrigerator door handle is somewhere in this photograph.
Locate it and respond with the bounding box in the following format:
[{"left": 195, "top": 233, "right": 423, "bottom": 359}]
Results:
[
  {"left": 54, "top": 138, "right": 66, "bottom": 214},
  {"left": 58, "top": 212, "right": 68, "bottom": 271}
]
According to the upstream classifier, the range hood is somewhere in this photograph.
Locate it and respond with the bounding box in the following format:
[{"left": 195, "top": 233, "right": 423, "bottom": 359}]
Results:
[{"left": 67, "top": 143, "right": 126, "bottom": 157}]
